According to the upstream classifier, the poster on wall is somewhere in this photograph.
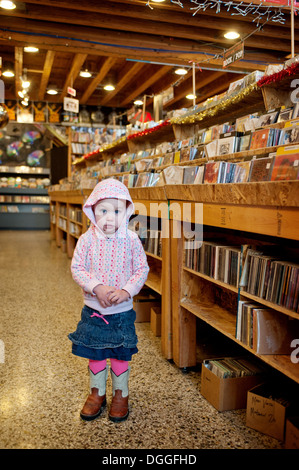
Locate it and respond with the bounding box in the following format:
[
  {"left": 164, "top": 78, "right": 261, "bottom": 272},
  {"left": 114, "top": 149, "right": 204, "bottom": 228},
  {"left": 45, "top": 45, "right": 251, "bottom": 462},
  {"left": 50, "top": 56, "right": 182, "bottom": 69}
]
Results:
[
  {"left": 33, "top": 101, "right": 48, "bottom": 122},
  {"left": 47, "top": 103, "right": 62, "bottom": 123}
]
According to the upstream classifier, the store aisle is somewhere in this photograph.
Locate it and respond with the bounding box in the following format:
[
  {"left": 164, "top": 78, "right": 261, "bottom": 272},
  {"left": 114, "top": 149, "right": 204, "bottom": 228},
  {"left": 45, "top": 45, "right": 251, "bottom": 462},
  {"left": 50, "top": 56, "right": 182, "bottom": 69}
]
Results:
[{"left": 0, "top": 231, "right": 283, "bottom": 450}]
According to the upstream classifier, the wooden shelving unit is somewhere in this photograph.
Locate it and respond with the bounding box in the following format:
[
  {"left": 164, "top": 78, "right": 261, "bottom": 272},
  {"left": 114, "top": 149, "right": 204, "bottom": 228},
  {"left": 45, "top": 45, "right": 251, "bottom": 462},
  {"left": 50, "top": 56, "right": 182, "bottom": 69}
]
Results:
[{"left": 168, "top": 181, "right": 299, "bottom": 384}]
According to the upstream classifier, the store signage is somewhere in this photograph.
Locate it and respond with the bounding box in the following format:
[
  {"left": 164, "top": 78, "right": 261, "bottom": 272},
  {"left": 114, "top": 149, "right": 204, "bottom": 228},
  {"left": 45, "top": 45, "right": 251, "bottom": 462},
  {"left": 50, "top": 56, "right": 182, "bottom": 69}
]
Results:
[
  {"left": 67, "top": 86, "right": 76, "bottom": 97},
  {"left": 223, "top": 42, "right": 244, "bottom": 69},
  {"left": 63, "top": 96, "right": 79, "bottom": 113}
]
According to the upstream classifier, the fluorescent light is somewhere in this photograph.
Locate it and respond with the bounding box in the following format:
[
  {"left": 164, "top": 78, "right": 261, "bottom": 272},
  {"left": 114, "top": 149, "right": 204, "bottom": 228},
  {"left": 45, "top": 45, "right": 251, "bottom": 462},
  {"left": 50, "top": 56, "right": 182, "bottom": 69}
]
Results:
[
  {"left": 175, "top": 68, "right": 187, "bottom": 75},
  {"left": 24, "top": 46, "right": 39, "bottom": 53},
  {"left": 186, "top": 94, "right": 196, "bottom": 100},
  {"left": 224, "top": 31, "right": 240, "bottom": 39},
  {"left": 134, "top": 99, "right": 143, "bottom": 105},
  {"left": 104, "top": 84, "right": 115, "bottom": 91},
  {"left": 0, "top": 1, "right": 16, "bottom": 10},
  {"left": 79, "top": 69, "right": 92, "bottom": 78}
]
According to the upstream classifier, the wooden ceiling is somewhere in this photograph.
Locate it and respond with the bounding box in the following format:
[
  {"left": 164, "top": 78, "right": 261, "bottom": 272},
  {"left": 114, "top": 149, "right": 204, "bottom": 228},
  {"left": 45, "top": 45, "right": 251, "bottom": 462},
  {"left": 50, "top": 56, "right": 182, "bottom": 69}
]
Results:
[{"left": 0, "top": 0, "right": 298, "bottom": 115}]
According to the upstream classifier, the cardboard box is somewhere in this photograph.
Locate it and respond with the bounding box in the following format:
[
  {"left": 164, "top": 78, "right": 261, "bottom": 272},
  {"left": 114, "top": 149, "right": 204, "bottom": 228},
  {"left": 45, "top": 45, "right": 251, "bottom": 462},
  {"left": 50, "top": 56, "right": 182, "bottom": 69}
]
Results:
[
  {"left": 150, "top": 307, "right": 161, "bottom": 336},
  {"left": 201, "top": 360, "right": 264, "bottom": 412},
  {"left": 285, "top": 417, "right": 299, "bottom": 449},
  {"left": 133, "top": 293, "right": 160, "bottom": 323},
  {"left": 246, "top": 383, "right": 291, "bottom": 441}
]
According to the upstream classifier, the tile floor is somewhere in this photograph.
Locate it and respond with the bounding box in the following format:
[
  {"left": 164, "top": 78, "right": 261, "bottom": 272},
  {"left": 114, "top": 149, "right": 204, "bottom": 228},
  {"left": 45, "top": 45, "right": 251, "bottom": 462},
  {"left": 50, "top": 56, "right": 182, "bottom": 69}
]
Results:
[{"left": 0, "top": 231, "right": 284, "bottom": 449}]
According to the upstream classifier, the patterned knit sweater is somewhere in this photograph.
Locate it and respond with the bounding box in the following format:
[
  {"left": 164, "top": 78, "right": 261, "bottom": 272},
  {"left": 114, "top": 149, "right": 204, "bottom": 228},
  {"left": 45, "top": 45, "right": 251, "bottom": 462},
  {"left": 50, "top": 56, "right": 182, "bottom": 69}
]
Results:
[{"left": 71, "top": 178, "right": 149, "bottom": 314}]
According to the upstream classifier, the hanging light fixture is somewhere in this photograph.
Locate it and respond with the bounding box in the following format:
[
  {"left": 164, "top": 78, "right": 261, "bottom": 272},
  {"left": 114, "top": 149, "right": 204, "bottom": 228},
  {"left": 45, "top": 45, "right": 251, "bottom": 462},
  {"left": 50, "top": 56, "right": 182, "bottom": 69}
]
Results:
[
  {"left": 175, "top": 68, "right": 187, "bottom": 76},
  {"left": 134, "top": 99, "right": 143, "bottom": 106},
  {"left": 224, "top": 31, "right": 240, "bottom": 39},
  {"left": 104, "top": 84, "right": 115, "bottom": 91},
  {"left": 186, "top": 93, "right": 196, "bottom": 100},
  {"left": 2, "top": 62, "right": 14, "bottom": 77},
  {"left": 47, "top": 84, "right": 58, "bottom": 95},
  {"left": 0, "top": 1, "right": 16, "bottom": 10},
  {"left": 80, "top": 69, "right": 92, "bottom": 78},
  {"left": 24, "top": 46, "right": 39, "bottom": 53}
]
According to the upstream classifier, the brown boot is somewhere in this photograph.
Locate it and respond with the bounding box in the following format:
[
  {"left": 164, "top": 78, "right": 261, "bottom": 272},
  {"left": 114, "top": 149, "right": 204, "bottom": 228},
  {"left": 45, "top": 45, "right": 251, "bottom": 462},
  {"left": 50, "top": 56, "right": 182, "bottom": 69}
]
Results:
[
  {"left": 80, "top": 365, "right": 108, "bottom": 421},
  {"left": 109, "top": 368, "right": 130, "bottom": 422},
  {"left": 80, "top": 388, "right": 106, "bottom": 421}
]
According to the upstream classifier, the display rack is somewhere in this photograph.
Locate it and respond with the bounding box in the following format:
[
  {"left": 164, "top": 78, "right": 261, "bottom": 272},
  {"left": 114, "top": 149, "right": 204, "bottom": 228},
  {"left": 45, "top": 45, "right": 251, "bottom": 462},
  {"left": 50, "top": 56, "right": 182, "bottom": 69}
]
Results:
[{"left": 0, "top": 166, "right": 50, "bottom": 230}]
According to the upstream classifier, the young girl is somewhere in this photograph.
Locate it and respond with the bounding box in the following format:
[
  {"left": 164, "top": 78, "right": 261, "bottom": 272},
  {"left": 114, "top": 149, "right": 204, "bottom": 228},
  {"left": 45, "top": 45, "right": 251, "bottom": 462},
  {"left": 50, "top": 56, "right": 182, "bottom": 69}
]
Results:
[{"left": 68, "top": 178, "right": 149, "bottom": 422}]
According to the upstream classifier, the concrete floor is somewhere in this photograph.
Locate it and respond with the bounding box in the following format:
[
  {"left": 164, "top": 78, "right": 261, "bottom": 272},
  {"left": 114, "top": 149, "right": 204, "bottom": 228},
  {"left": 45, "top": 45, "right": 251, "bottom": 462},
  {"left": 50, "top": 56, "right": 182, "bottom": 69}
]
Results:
[{"left": 0, "top": 230, "right": 283, "bottom": 450}]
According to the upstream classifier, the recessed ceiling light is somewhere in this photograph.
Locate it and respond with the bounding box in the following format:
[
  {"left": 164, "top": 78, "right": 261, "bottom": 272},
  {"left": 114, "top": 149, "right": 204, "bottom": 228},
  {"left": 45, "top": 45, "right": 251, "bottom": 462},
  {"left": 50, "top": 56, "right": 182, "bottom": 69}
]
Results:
[
  {"left": 104, "top": 84, "right": 115, "bottom": 91},
  {"left": 0, "top": 1, "right": 16, "bottom": 10},
  {"left": 79, "top": 69, "right": 92, "bottom": 78},
  {"left": 224, "top": 31, "right": 240, "bottom": 40},
  {"left": 24, "top": 46, "right": 39, "bottom": 53},
  {"left": 134, "top": 99, "right": 143, "bottom": 105},
  {"left": 186, "top": 94, "right": 196, "bottom": 100},
  {"left": 175, "top": 68, "right": 187, "bottom": 76}
]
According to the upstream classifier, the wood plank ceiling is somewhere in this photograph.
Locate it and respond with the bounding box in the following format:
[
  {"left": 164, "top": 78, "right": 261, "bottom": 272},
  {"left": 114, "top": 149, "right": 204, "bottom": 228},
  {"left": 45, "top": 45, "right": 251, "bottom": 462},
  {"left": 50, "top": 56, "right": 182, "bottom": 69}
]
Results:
[{"left": 0, "top": 0, "right": 298, "bottom": 116}]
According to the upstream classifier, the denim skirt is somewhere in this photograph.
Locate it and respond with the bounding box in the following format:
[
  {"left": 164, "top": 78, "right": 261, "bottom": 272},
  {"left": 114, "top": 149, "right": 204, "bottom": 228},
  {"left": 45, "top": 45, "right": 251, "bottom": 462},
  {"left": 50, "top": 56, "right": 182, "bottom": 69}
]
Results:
[{"left": 68, "top": 305, "right": 138, "bottom": 361}]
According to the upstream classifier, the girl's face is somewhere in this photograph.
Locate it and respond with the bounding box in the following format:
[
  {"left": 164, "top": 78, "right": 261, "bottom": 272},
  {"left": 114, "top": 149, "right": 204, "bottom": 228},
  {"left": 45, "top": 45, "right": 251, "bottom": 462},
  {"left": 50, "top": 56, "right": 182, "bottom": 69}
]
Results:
[{"left": 94, "top": 198, "right": 127, "bottom": 234}]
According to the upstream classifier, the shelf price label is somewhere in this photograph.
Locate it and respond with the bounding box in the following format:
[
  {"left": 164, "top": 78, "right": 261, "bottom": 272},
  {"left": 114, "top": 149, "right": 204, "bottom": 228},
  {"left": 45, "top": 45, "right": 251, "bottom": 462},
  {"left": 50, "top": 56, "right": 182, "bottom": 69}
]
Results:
[{"left": 223, "top": 42, "right": 244, "bottom": 69}]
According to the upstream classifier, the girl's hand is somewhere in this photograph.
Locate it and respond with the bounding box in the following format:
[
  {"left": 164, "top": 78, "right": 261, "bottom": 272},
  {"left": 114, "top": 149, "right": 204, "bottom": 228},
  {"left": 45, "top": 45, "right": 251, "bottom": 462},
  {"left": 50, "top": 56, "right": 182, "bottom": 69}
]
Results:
[
  {"left": 93, "top": 285, "right": 116, "bottom": 308},
  {"left": 108, "top": 289, "right": 130, "bottom": 305}
]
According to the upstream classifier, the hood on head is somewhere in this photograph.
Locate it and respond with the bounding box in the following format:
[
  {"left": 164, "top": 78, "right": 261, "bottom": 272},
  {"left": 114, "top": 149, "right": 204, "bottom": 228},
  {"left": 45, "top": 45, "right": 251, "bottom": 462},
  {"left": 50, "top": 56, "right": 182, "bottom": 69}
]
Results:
[{"left": 83, "top": 178, "right": 134, "bottom": 231}]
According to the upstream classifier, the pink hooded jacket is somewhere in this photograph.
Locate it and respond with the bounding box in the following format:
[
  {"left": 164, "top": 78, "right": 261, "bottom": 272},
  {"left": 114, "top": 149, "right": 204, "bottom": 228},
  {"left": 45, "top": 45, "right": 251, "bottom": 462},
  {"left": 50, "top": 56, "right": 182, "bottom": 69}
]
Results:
[{"left": 71, "top": 178, "right": 149, "bottom": 314}]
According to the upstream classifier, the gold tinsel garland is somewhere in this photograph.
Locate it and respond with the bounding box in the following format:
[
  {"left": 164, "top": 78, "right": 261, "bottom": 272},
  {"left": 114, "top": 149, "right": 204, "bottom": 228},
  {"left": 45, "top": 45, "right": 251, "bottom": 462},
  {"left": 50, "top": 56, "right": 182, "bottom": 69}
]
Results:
[{"left": 170, "top": 83, "right": 259, "bottom": 125}]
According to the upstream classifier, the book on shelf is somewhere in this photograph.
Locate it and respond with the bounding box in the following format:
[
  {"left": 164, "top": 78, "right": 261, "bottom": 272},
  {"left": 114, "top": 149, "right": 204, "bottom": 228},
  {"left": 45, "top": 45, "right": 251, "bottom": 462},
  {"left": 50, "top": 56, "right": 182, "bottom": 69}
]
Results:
[
  {"left": 204, "top": 161, "right": 221, "bottom": 183},
  {"left": 236, "top": 302, "right": 299, "bottom": 354},
  {"left": 173, "top": 150, "right": 181, "bottom": 164},
  {"left": 163, "top": 153, "right": 174, "bottom": 165},
  {"left": 277, "top": 106, "right": 294, "bottom": 123},
  {"left": 233, "top": 161, "right": 252, "bottom": 183},
  {"left": 205, "top": 140, "right": 218, "bottom": 159},
  {"left": 204, "top": 357, "right": 264, "bottom": 379},
  {"left": 279, "top": 124, "right": 299, "bottom": 146},
  {"left": 237, "top": 133, "right": 252, "bottom": 152},
  {"left": 183, "top": 166, "right": 199, "bottom": 184},
  {"left": 249, "top": 128, "right": 272, "bottom": 150},
  {"left": 185, "top": 240, "right": 241, "bottom": 288},
  {"left": 143, "top": 229, "right": 162, "bottom": 257},
  {"left": 248, "top": 155, "right": 274, "bottom": 182},
  {"left": 256, "top": 109, "right": 280, "bottom": 128},
  {"left": 217, "top": 136, "right": 236, "bottom": 156},
  {"left": 240, "top": 247, "right": 299, "bottom": 312},
  {"left": 163, "top": 165, "right": 184, "bottom": 184},
  {"left": 193, "top": 165, "right": 205, "bottom": 184},
  {"left": 271, "top": 146, "right": 299, "bottom": 181},
  {"left": 180, "top": 147, "right": 191, "bottom": 162}
]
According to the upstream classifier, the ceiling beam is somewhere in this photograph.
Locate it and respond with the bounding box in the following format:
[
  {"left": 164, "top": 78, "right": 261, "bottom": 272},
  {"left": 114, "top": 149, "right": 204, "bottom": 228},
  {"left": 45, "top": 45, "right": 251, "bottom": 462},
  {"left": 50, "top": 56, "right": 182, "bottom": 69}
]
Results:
[
  {"left": 120, "top": 65, "right": 170, "bottom": 106},
  {"left": 60, "top": 53, "right": 87, "bottom": 99},
  {"left": 100, "top": 61, "right": 145, "bottom": 106},
  {"left": 0, "top": 17, "right": 281, "bottom": 71},
  {"left": 38, "top": 49, "right": 55, "bottom": 100},
  {"left": 80, "top": 56, "right": 117, "bottom": 104},
  {"left": 12, "top": 0, "right": 297, "bottom": 32}
]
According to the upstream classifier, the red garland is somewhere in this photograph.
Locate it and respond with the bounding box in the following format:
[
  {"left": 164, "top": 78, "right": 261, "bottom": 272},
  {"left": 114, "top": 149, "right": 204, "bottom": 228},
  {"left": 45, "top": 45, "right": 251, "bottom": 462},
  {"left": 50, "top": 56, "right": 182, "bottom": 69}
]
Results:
[
  {"left": 127, "top": 119, "right": 171, "bottom": 140},
  {"left": 257, "top": 61, "right": 299, "bottom": 88}
]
